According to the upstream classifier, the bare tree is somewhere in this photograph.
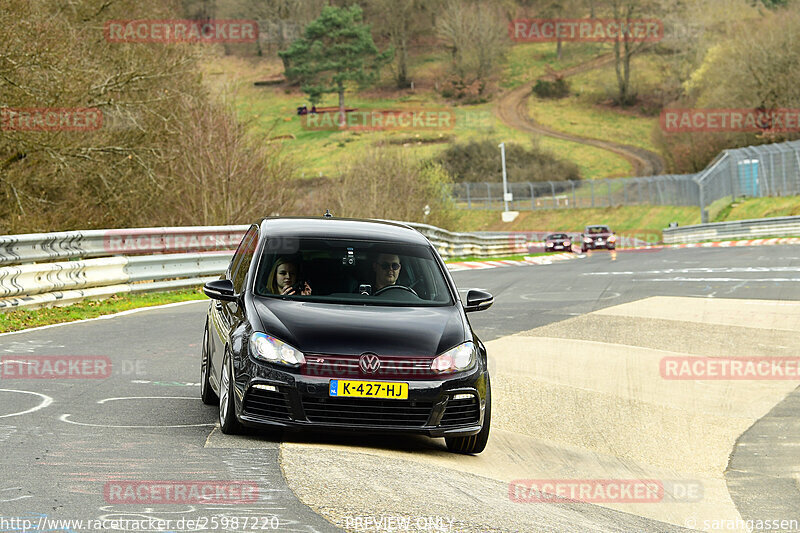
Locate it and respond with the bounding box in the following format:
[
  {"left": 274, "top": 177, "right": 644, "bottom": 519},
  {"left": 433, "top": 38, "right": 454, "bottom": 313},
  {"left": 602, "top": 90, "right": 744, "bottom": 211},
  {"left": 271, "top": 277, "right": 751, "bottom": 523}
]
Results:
[
  {"left": 365, "top": 0, "right": 442, "bottom": 88},
  {"left": 332, "top": 149, "right": 457, "bottom": 229},
  {"left": 437, "top": 0, "right": 510, "bottom": 90},
  {"left": 0, "top": 0, "right": 299, "bottom": 232}
]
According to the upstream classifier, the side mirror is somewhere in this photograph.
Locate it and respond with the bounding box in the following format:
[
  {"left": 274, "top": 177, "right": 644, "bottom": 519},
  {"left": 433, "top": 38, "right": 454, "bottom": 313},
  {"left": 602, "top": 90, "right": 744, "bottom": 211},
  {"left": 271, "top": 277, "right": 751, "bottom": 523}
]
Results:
[
  {"left": 464, "top": 289, "right": 494, "bottom": 313},
  {"left": 203, "top": 279, "right": 237, "bottom": 302}
]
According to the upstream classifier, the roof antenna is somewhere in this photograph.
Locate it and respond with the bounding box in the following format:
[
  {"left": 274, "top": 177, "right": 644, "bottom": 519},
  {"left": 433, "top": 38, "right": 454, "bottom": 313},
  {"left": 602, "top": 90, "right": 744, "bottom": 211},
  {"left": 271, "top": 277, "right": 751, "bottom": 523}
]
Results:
[{"left": 323, "top": 209, "right": 333, "bottom": 218}]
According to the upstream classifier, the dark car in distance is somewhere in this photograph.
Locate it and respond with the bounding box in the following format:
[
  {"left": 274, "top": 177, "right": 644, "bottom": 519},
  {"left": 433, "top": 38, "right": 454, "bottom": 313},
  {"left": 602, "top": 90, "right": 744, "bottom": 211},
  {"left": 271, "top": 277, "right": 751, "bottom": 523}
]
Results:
[
  {"left": 581, "top": 225, "right": 617, "bottom": 252},
  {"left": 544, "top": 233, "right": 573, "bottom": 253},
  {"left": 201, "top": 216, "right": 494, "bottom": 454}
]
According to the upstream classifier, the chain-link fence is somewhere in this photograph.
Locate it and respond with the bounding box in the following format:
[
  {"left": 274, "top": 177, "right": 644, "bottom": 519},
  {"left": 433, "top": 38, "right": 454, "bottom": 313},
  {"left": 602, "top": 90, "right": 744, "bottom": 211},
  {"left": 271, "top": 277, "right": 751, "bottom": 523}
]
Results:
[
  {"left": 695, "top": 139, "right": 800, "bottom": 222},
  {"left": 453, "top": 175, "right": 699, "bottom": 210},
  {"left": 452, "top": 139, "right": 800, "bottom": 222}
]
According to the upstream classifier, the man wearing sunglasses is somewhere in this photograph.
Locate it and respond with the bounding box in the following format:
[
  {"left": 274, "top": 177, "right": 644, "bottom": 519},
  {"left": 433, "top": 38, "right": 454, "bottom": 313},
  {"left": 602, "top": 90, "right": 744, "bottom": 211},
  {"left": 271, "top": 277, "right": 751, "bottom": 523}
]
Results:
[{"left": 372, "top": 253, "right": 402, "bottom": 292}]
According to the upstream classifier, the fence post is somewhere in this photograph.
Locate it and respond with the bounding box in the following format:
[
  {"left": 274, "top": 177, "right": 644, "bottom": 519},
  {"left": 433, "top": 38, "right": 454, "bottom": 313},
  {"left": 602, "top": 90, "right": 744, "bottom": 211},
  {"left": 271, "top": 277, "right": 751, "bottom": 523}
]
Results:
[
  {"left": 466, "top": 183, "right": 471, "bottom": 209},
  {"left": 699, "top": 182, "right": 708, "bottom": 223},
  {"left": 591, "top": 180, "right": 595, "bottom": 207},
  {"left": 607, "top": 179, "right": 612, "bottom": 207},
  {"left": 529, "top": 182, "right": 534, "bottom": 210},
  {"left": 549, "top": 181, "right": 556, "bottom": 208},
  {"left": 485, "top": 182, "right": 490, "bottom": 209},
  {"left": 571, "top": 181, "right": 576, "bottom": 208}
]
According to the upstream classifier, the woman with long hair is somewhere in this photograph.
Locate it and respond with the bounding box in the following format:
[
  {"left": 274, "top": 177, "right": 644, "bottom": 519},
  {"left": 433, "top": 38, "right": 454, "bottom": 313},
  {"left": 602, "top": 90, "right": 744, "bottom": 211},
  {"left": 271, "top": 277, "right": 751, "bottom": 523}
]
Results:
[{"left": 267, "top": 256, "right": 311, "bottom": 295}]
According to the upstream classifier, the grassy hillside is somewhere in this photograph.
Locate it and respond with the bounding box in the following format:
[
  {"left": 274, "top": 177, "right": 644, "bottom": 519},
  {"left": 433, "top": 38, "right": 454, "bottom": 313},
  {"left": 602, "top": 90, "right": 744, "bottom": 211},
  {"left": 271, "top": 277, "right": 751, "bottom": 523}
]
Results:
[
  {"left": 455, "top": 205, "right": 700, "bottom": 234},
  {"left": 454, "top": 195, "right": 800, "bottom": 236},
  {"left": 203, "top": 47, "right": 635, "bottom": 181}
]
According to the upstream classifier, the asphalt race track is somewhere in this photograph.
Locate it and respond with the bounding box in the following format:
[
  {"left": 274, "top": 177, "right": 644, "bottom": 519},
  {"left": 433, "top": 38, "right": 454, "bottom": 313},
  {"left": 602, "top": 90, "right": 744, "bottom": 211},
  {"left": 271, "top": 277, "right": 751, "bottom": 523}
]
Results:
[{"left": 1, "top": 245, "right": 799, "bottom": 533}]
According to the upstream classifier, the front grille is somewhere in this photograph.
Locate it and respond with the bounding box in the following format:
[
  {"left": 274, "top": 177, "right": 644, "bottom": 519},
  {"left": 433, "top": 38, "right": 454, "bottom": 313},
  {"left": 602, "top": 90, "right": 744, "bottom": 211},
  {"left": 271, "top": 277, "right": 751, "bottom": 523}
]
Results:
[
  {"left": 243, "top": 387, "right": 291, "bottom": 421},
  {"left": 440, "top": 397, "right": 480, "bottom": 427},
  {"left": 304, "top": 355, "right": 438, "bottom": 380},
  {"left": 302, "top": 397, "right": 433, "bottom": 427}
]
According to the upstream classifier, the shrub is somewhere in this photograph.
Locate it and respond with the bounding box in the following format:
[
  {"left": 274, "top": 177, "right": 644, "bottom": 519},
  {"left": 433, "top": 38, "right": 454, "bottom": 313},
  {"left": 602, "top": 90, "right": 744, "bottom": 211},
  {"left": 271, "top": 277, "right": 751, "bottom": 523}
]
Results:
[
  {"left": 532, "top": 76, "right": 570, "bottom": 99},
  {"left": 330, "top": 148, "right": 457, "bottom": 229},
  {"left": 436, "top": 139, "right": 581, "bottom": 183}
]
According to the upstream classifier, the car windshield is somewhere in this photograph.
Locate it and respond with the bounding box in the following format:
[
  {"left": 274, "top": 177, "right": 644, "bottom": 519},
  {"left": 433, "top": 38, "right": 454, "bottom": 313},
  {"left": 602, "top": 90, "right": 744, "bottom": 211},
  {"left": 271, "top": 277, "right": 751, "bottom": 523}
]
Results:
[
  {"left": 253, "top": 238, "right": 453, "bottom": 306},
  {"left": 587, "top": 227, "right": 610, "bottom": 234},
  {"left": 547, "top": 234, "right": 567, "bottom": 239}
]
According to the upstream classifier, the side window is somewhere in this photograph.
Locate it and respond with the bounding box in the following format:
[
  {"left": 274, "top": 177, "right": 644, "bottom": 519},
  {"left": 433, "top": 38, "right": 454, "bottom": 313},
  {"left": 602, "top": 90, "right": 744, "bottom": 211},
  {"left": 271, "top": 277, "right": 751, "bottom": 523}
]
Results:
[{"left": 229, "top": 226, "right": 258, "bottom": 294}]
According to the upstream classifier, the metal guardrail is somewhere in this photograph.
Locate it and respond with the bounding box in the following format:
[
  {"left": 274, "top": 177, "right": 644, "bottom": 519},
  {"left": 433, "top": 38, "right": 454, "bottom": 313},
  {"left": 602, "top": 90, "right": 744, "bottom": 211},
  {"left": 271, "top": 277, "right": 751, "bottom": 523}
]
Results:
[
  {"left": 0, "top": 226, "right": 248, "bottom": 266},
  {"left": 0, "top": 221, "right": 526, "bottom": 310},
  {"left": 663, "top": 216, "right": 800, "bottom": 244}
]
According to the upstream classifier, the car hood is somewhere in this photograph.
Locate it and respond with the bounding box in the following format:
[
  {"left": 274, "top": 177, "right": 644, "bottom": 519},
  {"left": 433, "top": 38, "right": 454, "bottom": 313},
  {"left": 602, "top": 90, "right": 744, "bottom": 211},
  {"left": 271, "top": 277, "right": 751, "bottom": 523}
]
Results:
[{"left": 252, "top": 297, "right": 467, "bottom": 357}]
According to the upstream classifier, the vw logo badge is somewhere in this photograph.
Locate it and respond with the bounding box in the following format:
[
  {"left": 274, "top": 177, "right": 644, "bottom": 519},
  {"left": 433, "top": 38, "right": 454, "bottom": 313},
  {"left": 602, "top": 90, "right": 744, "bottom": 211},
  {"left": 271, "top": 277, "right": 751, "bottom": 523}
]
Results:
[{"left": 359, "top": 353, "right": 381, "bottom": 374}]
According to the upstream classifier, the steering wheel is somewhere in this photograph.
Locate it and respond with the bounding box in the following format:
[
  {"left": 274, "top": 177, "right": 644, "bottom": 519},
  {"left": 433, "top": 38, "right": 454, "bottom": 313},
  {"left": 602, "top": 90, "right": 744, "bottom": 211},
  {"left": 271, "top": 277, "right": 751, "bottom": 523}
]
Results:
[{"left": 374, "top": 284, "right": 418, "bottom": 297}]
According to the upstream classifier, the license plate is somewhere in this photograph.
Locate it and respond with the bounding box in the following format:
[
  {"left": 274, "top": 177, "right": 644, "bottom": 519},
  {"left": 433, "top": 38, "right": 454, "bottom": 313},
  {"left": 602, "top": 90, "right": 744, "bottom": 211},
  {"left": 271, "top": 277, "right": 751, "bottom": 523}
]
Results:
[
  {"left": 555, "top": 245, "right": 563, "bottom": 249},
  {"left": 329, "top": 379, "right": 408, "bottom": 399}
]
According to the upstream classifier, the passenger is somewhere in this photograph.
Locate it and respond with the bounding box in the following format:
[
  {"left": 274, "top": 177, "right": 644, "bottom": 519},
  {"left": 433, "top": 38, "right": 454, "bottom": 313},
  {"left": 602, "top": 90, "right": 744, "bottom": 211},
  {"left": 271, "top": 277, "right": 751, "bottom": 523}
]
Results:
[
  {"left": 372, "top": 253, "right": 402, "bottom": 292},
  {"left": 267, "top": 257, "right": 311, "bottom": 295}
]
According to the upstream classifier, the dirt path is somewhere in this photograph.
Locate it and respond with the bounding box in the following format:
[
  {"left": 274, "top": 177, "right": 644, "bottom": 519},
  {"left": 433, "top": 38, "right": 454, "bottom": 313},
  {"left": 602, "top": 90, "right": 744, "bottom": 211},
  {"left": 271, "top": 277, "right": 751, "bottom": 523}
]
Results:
[{"left": 495, "top": 54, "right": 666, "bottom": 177}]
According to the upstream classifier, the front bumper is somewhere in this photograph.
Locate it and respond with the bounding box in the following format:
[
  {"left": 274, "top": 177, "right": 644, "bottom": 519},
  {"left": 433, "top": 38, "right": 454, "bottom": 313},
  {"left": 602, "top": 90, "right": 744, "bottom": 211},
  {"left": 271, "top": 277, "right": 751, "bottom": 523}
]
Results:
[
  {"left": 583, "top": 240, "right": 615, "bottom": 249},
  {"left": 231, "top": 357, "right": 488, "bottom": 438}
]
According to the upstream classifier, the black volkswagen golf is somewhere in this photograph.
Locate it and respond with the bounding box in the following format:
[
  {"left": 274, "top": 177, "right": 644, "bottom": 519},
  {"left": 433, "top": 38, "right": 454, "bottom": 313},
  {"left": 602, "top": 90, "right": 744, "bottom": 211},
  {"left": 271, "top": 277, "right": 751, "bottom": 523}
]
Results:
[{"left": 201, "top": 217, "right": 494, "bottom": 454}]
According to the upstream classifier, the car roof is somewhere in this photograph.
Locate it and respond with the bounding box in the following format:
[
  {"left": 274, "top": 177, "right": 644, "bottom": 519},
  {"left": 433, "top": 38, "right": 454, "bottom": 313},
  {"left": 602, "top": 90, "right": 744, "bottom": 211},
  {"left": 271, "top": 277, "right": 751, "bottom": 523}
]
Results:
[{"left": 258, "top": 216, "right": 430, "bottom": 245}]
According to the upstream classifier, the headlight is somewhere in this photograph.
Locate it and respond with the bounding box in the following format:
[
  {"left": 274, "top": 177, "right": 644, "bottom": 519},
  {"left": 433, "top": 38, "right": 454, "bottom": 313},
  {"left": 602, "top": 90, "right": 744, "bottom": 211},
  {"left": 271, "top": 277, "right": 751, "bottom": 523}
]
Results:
[
  {"left": 249, "top": 333, "right": 305, "bottom": 367},
  {"left": 431, "top": 342, "right": 476, "bottom": 374},
  {"left": 564, "top": 240, "right": 571, "bottom": 246},
  {"left": 584, "top": 237, "right": 592, "bottom": 243},
  {"left": 608, "top": 235, "right": 617, "bottom": 242},
  {"left": 546, "top": 242, "right": 553, "bottom": 246}
]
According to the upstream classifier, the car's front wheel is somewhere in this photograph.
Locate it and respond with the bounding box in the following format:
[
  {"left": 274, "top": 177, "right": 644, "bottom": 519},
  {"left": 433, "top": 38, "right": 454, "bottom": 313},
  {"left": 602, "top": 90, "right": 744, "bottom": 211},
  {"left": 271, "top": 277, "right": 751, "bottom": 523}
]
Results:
[
  {"left": 219, "top": 352, "right": 242, "bottom": 434},
  {"left": 200, "top": 324, "right": 218, "bottom": 406},
  {"left": 445, "top": 378, "right": 491, "bottom": 454}
]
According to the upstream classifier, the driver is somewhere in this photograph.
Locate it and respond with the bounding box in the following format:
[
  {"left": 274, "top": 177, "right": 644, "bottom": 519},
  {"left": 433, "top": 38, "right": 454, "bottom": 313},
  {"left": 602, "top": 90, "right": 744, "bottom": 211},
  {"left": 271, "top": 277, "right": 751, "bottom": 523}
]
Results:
[{"left": 373, "top": 253, "right": 402, "bottom": 292}]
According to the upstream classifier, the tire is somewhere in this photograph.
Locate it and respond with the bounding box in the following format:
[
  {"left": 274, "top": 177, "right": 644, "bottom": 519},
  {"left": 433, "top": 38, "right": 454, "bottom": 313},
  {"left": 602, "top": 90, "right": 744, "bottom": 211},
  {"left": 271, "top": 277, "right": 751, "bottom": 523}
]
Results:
[
  {"left": 219, "top": 351, "right": 242, "bottom": 434},
  {"left": 445, "top": 378, "right": 491, "bottom": 454},
  {"left": 200, "top": 324, "right": 218, "bottom": 406},
  {"left": 581, "top": 246, "right": 587, "bottom": 253}
]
